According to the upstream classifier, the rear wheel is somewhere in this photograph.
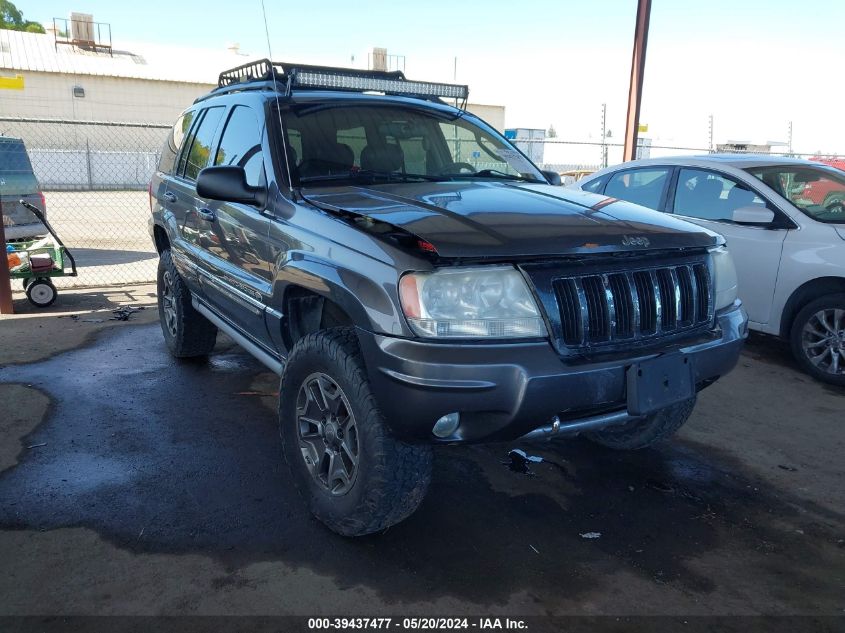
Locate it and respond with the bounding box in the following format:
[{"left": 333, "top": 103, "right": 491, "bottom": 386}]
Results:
[
  {"left": 790, "top": 294, "right": 845, "bottom": 386},
  {"left": 26, "top": 278, "right": 56, "bottom": 308},
  {"left": 279, "top": 327, "right": 432, "bottom": 536},
  {"left": 586, "top": 398, "right": 697, "bottom": 450},
  {"left": 157, "top": 249, "right": 217, "bottom": 357}
]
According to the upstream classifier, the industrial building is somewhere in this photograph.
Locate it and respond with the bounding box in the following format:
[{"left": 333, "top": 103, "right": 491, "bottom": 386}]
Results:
[{"left": 0, "top": 24, "right": 504, "bottom": 189}]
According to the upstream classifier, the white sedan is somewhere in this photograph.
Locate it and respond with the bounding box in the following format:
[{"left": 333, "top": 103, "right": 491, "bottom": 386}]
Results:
[{"left": 573, "top": 154, "right": 845, "bottom": 385}]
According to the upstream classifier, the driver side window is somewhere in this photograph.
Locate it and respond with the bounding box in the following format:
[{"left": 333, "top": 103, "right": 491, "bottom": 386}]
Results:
[{"left": 214, "top": 105, "right": 265, "bottom": 187}]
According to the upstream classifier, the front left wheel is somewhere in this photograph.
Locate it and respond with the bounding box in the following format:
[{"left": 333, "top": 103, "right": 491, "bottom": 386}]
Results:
[{"left": 279, "top": 327, "right": 433, "bottom": 537}]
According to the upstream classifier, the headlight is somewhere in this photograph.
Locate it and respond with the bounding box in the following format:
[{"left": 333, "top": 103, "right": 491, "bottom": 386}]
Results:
[
  {"left": 711, "top": 245, "right": 738, "bottom": 311},
  {"left": 399, "top": 265, "right": 547, "bottom": 338}
]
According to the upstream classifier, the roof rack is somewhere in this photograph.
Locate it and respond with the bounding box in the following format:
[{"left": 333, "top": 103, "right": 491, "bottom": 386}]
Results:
[{"left": 216, "top": 59, "right": 469, "bottom": 105}]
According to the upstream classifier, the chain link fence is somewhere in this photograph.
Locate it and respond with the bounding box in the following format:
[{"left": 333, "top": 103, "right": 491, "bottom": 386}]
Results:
[
  {"left": 516, "top": 138, "right": 845, "bottom": 184},
  {"left": 2, "top": 116, "right": 843, "bottom": 289},
  {"left": 1, "top": 117, "right": 168, "bottom": 288}
]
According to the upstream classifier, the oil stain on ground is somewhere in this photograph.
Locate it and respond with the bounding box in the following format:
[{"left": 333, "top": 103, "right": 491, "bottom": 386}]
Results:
[{"left": 0, "top": 324, "right": 843, "bottom": 609}]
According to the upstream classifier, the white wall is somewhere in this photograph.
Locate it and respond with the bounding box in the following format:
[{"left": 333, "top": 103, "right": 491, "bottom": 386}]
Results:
[
  {"left": 467, "top": 103, "right": 505, "bottom": 132},
  {"left": 0, "top": 71, "right": 212, "bottom": 124}
]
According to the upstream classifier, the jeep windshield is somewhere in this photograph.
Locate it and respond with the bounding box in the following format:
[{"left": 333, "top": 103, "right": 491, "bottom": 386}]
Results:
[{"left": 280, "top": 105, "right": 545, "bottom": 186}]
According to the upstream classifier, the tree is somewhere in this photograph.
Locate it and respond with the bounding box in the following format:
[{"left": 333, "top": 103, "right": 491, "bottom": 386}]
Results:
[
  {"left": 0, "top": 1, "right": 45, "bottom": 34},
  {"left": 547, "top": 124, "right": 558, "bottom": 138}
]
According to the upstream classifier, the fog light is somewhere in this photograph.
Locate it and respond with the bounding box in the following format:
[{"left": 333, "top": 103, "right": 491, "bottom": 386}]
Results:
[{"left": 432, "top": 412, "right": 460, "bottom": 438}]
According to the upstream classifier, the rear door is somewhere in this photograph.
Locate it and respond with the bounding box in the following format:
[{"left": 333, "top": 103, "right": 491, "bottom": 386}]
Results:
[
  {"left": 191, "top": 104, "right": 277, "bottom": 352},
  {"left": 164, "top": 106, "right": 226, "bottom": 292},
  {"left": 668, "top": 167, "right": 789, "bottom": 324}
]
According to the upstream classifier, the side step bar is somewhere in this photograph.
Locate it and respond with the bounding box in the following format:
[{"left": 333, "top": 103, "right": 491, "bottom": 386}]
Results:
[{"left": 192, "top": 298, "right": 284, "bottom": 375}]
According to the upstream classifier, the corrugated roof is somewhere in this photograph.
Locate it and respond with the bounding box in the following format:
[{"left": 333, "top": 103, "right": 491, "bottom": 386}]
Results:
[{"left": 0, "top": 29, "right": 262, "bottom": 85}]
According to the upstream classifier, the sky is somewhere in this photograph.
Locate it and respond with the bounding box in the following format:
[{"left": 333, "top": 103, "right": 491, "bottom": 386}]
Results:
[{"left": 27, "top": 0, "right": 845, "bottom": 158}]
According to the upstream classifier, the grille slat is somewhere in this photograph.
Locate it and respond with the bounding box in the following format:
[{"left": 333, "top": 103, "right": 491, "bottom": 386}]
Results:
[
  {"left": 555, "top": 278, "right": 582, "bottom": 345},
  {"left": 625, "top": 272, "right": 642, "bottom": 336},
  {"left": 656, "top": 268, "right": 676, "bottom": 329},
  {"left": 609, "top": 273, "right": 634, "bottom": 339},
  {"left": 551, "top": 260, "right": 714, "bottom": 349},
  {"left": 677, "top": 265, "right": 696, "bottom": 326},
  {"left": 693, "top": 263, "right": 710, "bottom": 322}
]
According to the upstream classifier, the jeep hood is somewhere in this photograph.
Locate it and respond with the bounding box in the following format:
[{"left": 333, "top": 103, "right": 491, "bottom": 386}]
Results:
[{"left": 303, "top": 181, "right": 722, "bottom": 259}]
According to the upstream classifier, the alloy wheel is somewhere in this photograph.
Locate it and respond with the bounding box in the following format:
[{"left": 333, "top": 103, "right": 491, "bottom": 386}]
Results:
[
  {"left": 296, "top": 372, "right": 360, "bottom": 495},
  {"left": 801, "top": 308, "right": 845, "bottom": 376},
  {"left": 161, "top": 270, "right": 178, "bottom": 337}
]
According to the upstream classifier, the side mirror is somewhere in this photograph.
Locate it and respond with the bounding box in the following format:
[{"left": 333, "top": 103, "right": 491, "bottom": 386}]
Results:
[
  {"left": 541, "top": 170, "right": 562, "bottom": 186},
  {"left": 732, "top": 205, "right": 775, "bottom": 225},
  {"left": 196, "top": 166, "right": 266, "bottom": 207}
]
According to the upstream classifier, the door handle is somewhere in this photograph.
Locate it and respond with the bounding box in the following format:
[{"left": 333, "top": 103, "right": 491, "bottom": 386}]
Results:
[
  {"left": 196, "top": 207, "right": 216, "bottom": 222},
  {"left": 162, "top": 191, "right": 176, "bottom": 203}
]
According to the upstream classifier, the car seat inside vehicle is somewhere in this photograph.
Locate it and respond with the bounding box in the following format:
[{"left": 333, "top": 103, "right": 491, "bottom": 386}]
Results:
[
  {"left": 360, "top": 141, "right": 405, "bottom": 173},
  {"left": 298, "top": 142, "right": 354, "bottom": 178}
]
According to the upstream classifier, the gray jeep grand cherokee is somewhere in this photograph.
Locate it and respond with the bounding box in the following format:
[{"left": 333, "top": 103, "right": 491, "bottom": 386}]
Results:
[{"left": 149, "top": 60, "right": 748, "bottom": 536}]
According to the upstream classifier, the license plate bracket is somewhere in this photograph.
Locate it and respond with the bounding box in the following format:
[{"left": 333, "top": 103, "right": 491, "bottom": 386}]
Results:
[{"left": 627, "top": 353, "right": 694, "bottom": 417}]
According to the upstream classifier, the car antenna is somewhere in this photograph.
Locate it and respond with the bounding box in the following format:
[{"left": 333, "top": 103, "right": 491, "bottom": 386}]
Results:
[{"left": 261, "top": 0, "right": 297, "bottom": 200}]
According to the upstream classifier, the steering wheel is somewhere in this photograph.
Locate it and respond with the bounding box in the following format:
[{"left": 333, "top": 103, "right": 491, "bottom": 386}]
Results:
[
  {"left": 438, "top": 162, "right": 476, "bottom": 176},
  {"left": 825, "top": 201, "right": 845, "bottom": 214}
]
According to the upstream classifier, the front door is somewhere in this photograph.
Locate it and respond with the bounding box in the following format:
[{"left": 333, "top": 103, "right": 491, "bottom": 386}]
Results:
[
  {"left": 669, "top": 167, "right": 789, "bottom": 325},
  {"left": 192, "top": 105, "right": 277, "bottom": 352}
]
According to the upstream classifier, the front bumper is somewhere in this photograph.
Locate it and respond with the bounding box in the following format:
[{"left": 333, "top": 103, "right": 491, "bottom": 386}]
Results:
[{"left": 357, "top": 302, "right": 748, "bottom": 443}]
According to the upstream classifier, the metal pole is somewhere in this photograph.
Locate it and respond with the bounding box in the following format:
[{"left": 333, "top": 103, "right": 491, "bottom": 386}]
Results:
[
  {"left": 622, "top": 0, "right": 652, "bottom": 162},
  {"left": 601, "top": 103, "right": 608, "bottom": 168},
  {"left": 0, "top": 212, "right": 13, "bottom": 314},
  {"left": 788, "top": 121, "right": 793, "bottom": 155},
  {"left": 86, "top": 138, "right": 93, "bottom": 189},
  {"left": 708, "top": 114, "right": 714, "bottom": 152}
]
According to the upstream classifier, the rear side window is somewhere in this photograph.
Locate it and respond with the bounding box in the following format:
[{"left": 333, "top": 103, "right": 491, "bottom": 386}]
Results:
[
  {"left": 159, "top": 111, "right": 195, "bottom": 174},
  {"left": 582, "top": 176, "right": 605, "bottom": 193},
  {"left": 0, "top": 139, "right": 34, "bottom": 174},
  {"left": 604, "top": 168, "right": 670, "bottom": 209},
  {"left": 180, "top": 106, "right": 225, "bottom": 181},
  {"left": 214, "top": 106, "right": 265, "bottom": 187}
]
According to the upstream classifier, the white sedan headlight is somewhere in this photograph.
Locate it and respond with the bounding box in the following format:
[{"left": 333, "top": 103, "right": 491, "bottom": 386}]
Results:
[
  {"left": 711, "top": 245, "right": 738, "bottom": 311},
  {"left": 399, "top": 265, "right": 547, "bottom": 338}
]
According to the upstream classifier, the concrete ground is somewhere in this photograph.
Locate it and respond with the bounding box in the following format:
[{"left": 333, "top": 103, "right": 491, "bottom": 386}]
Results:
[{"left": 0, "top": 289, "right": 843, "bottom": 617}]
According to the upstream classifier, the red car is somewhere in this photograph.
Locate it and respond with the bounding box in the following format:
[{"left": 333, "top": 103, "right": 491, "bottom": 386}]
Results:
[{"left": 798, "top": 157, "right": 845, "bottom": 211}]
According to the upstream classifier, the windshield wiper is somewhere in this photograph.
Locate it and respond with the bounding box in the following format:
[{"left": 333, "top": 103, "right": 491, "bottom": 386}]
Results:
[
  {"left": 443, "top": 168, "right": 541, "bottom": 183},
  {"left": 299, "top": 170, "right": 443, "bottom": 185},
  {"left": 473, "top": 169, "right": 543, "bottom": 182}
]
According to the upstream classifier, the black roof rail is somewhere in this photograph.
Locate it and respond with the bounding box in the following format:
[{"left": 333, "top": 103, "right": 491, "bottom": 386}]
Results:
[{"left": 215, "top": 59, "right": 469, "bottom": 105}]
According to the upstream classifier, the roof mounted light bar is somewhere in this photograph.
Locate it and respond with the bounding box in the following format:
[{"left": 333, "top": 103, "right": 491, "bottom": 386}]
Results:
[{"left": 217, "top": 59, "right": 469, "bottom": 103}]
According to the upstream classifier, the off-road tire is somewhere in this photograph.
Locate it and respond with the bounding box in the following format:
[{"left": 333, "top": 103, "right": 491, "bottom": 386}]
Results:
[
  {"left": 157, "top": 249, "right": 217, "bottom": 357},
  {"left": 279, "top": 327, "right": 433, "bottom": 536},
  {"left": 586, "top": 397, "right": 697, "bottom": 450},
  {"left": 790, "top": 294, "right": 845, "bottom": 386}
]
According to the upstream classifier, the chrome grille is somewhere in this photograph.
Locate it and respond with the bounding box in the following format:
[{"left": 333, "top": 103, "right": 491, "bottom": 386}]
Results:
[{"left": 553, "top": 262, "right": 713, "bottom": 348}]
